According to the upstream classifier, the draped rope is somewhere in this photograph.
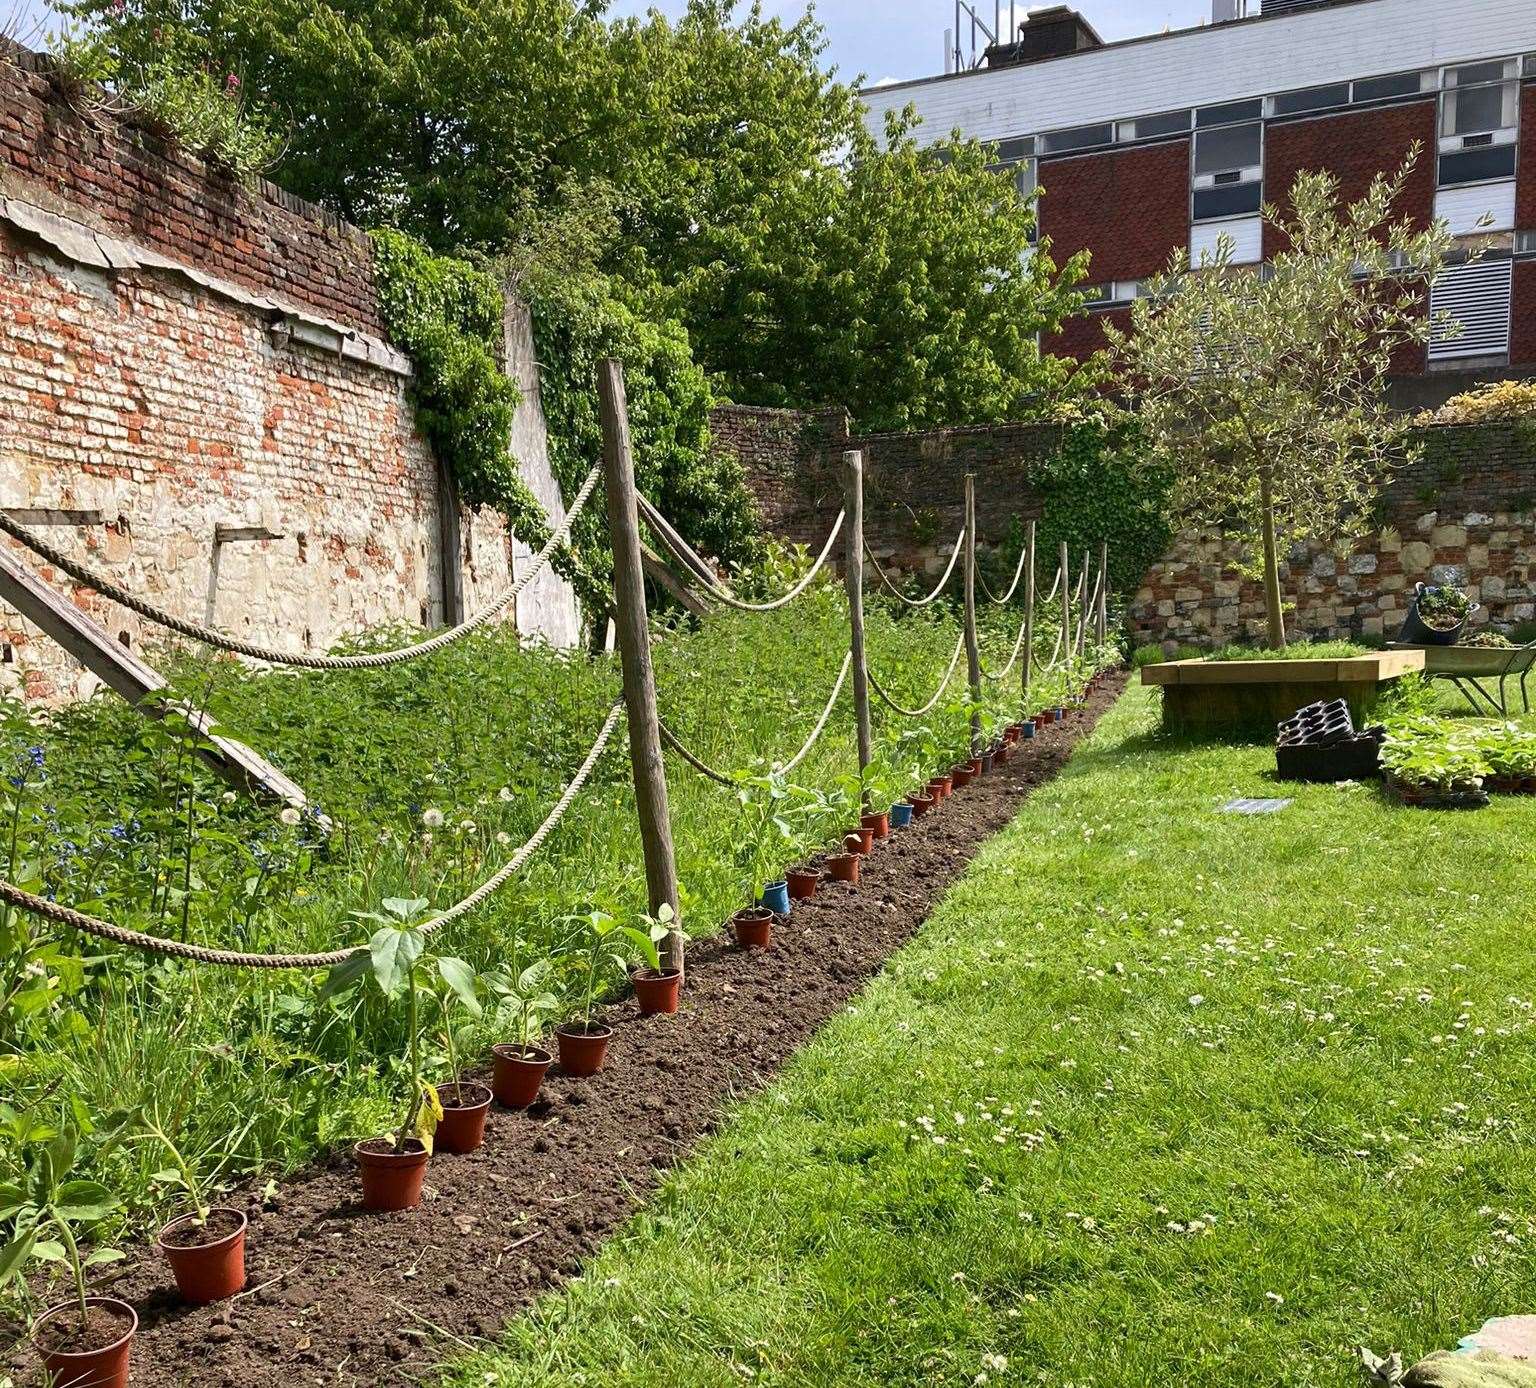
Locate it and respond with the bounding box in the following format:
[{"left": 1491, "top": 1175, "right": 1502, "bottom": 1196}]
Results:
[
  {"left": 0, "top": 466, "right": 603, "bottom": 670},
  {"left": 658, "top": 651, "right": 852, "bottom": 784},
  {"left": 979, "top": 607, "right": 1030, "bottom": 683},
  {"left": 867, "top": 631, "right": 965, "bottom": 719},
  {"left": 639, "top": 493, "right": 843, "bottom": 613},
  {"left": 863, "top": 529, "right": 965, "bottom": 608},
  {"left": 0, "top": 701, "right": 624, "bottom": 969},
  {"left": 977, "top": 546, "right": 1029, "bottom": 606}
]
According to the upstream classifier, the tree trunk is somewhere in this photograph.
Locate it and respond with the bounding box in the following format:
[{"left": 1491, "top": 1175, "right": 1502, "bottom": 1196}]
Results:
[{"left": 1258, "top": 466, "right": 1287, "bottom": 650}]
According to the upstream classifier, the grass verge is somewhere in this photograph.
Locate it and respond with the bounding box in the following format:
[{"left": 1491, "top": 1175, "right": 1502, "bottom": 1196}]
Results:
[{"left": 447, "top": 682, "right": 1536, "bottom": 1388}]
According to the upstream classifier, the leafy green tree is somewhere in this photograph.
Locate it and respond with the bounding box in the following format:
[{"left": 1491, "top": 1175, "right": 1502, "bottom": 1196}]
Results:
[{"left": 1107, "top": 152, "right": 1459, "bottom": 649}]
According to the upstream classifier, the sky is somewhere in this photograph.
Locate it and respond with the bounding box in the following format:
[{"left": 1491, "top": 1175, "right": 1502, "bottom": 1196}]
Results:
[{"left": 11, "top": 0, "right": 1216, "bottom": 87}]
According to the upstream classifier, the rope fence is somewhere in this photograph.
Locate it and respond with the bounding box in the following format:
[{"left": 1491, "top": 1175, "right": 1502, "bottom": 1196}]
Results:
[
  {"left": 864, "top": 530, "right": 965, "bottom": 608},
  {"left": 978, "top": 546, "right": 1029, "bottom": 606},
  {"left": 0, "top": 465, "right": 604, "bottom": 671},
  {"left": 0, "top": 700, "right": 624, "bottom": 969},
  {"left": 638, "top": 492, "right": 844, "bottom": 613},
  {"left": 868, "top": 631, "right": 966, "bottom": 719}
]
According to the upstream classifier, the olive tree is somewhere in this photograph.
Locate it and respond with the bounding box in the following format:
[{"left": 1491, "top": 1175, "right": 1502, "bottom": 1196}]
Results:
[{"left": 1107, "top": 150, "right": 1464, "bottom": 649}]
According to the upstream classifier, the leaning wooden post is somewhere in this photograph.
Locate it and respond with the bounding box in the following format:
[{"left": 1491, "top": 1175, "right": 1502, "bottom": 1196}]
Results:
[
  {"left": 1020, "top": 518, "right": 1037, "bottom": 710},
  {"left": 1096, "top": 539, "right": 1109, "bottom": 648},
  {"left": 841, "top": 450, "right": 874, "bottom": 809},
  {"left": 963, "top": 475, "right": 983, "bottom": 756},
  {"left": 1078, "top": 549, "right": 1091, "bottom": 658},
  {"left": 1059, "top": 540, "right": 1072, "bottom": 671},
  {"left": 598, "top": 358, "right": 683, "bottom": 973}
]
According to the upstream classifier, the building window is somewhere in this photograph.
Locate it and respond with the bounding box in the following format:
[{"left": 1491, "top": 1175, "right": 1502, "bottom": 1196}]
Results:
[
  {"left": 1193, "top": 122, "right": 1261, "bottom": 177},
  {"left": 1440, "top": 61, "right": 1518, "bottom": 140},
  {"left": 1196, "top": 99, "right": 1262, "bottom": 128},
  {"left": 1192, "top": 112, "right": 1261, "bottom": 224},
  {"left": 1429, "top": 258, "right": 1512, "bottom": 362},
  {"left": 1117, "top": 109, "right": 1192, "bottom": 142},
  {"left": 1041, "top": 122, "right": 1114, "bottom": 155},
  {"left": 1193, "top": 183, "right": 1263, "bottom": 220},
  {"left": 990, "top": 135, "right": 1038, "bottom": 241},
  {"left": 1518, "top": 230, "right": 1536, "bottom": 258},
  {"left": 1438, "top": 145, "right": 1519, "bottom": 187},
  {"left": 1352, "top": 71, "right": 1428, "bottom": 104},
  {"left": 1270, "top": 83, "right": 1351, "bottom": 117}
]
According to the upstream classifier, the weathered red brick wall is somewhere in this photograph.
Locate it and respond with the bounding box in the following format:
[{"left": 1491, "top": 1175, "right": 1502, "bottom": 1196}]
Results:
[
  {"left": 1044, "top": 305, "right": 1130, "bottom": 365},
  {"left": 0, "top": 49, "right": 386, "bottom": 337},
  {"left": 1518, "top": 82, "right": 1536, "bottom": 233},
  {"left": 1263, "top": 100, "right": 1437, "bottom": 257},
  {"left": 0, "top": 50, "right": 515, "bottom": 702},
  {"left": 1038, "top": 139, "right": 1191, "bottom": 285},
  {"left": 1512, "top": 261, "right": 1536, "bottom": 368}
]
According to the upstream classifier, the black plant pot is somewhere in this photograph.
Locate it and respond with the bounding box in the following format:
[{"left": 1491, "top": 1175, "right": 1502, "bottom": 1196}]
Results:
[{"left": 1398, "top": 585, "right": 1472, "bottom": 647}]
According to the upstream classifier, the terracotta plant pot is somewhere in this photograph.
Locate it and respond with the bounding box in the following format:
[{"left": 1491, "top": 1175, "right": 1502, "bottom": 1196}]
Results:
[
  {"left": 33, "top": 1296, "right": 137, "bottom": 1388},
  {"left": 825, "top": 851, "right": 860, "bottom": 884},
  {"left": 158, "top": 1208, "right": 247, "bottom": 1304},
  {"left": 844, "top": 826, "right": 874, "bottom": 856},
  {"left": 491, "top": 1043, "right": 551, "bottom": 1109},
  {"left": 907, "top": 792, "right": 934, "bottom": 818},
  {"left": 786, "top": 866, "right": 820, "bottom": 900},
  {"left": 733, "top": 905, "right": 774, "bottom": 949},
  {"left": 354, "top": 1138, "right": 430, "bottom": 1212},
  {"left": 555, "top": 1022, "right": 613, "bottom": 1077},
  {"left": 994, "top": 742, "right": 1010, "bottom": 765},
  {"left": 950, "top": 764, "right": 974, "bottom": 789},
  {"left": 965, "top": 757, "right": 982, "bottom": 776},
  {"left": 861, "top": 810, "right": 890, "bottom": 840},
  {"left": 434, "top": 1081, "right": 493, "bottom": 1153},
  {"left": 633, "top": 967, "right": 683, "bottom": 1015}
]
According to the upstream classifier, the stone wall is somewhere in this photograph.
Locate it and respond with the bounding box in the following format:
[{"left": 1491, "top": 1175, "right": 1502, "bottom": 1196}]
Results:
[
  {"left": 1129, "top": 423, "right": 1536, "bottom": 648},
  {"left": 0, "top": 49, "right": 567, "bottom": 702},
  {"left": 717, "top": 404, "right": 1536, "bottom": 647}
]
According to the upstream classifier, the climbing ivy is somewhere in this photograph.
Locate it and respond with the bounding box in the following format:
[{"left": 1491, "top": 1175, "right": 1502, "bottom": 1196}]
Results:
[
  {"left": 979, "top": 405, "right": 1172, "bottom": 599},
  {"left": 369, "top": 230, "right": 557, "bottom": 556}
]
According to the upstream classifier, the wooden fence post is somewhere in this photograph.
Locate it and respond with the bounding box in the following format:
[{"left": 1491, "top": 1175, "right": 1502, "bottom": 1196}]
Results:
[
  {"left": 1097, "top": 540, "right": 1109, "bottom": 648},
  {"left": 1059, "top": 541, "right": 1072, "bottom": 670},
  {"left": 963, "top": 475, "right": 982, "bottom": 756},
  {"left": 598, "top": 359, "right": 683, "bottom": 973},
  {"left": 841, "top": 450, "right": 874, "bottom": 807},
  {"left": 1021, "top": 518, "right": 1036, "bottom": 709}
]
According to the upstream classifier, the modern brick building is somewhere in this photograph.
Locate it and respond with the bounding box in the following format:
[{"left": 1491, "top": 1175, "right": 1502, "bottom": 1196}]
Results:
[{"left": 862, "top": 0, "right": 1536, "bottom": 376}]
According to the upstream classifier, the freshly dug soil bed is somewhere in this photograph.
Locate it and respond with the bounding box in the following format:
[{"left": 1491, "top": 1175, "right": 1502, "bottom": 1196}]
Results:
[{"left": 8, "top": 676, "right": 1123, "bottom": 1388}]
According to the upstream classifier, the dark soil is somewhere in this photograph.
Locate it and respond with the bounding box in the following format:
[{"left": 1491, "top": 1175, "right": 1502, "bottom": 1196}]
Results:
[
  {"left": 9, "top": 676, "right": 1123, "bottom": 1388},
  {"left": 436, "top": 1083, "right": 492, "bottom": 1111},
  {"left": 159, "top": 1209, "right": 246, "bottom": 1250},
  {"left": 33, "top": 1301, "right": 134, "bottom": 1356}
]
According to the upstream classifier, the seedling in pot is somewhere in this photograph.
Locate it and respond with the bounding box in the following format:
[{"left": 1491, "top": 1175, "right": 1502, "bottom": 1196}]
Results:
[
  {"left": 486, "top": 959, "right": 560, "bottom": 1108},
  {"left": 732, "top": 770, "right": 800, "bottom": 914},
  {"left": 324, "top": 897, "right": 445, "bottom": 1210},
  {"left": 0, "top": 1123, "right": 133, "bottom": 1388},
  {"left": 428, "top": 956, "right": 491, "bottom": 1153},
  {"left": 117, "top": 1104, "right": 252, "bottom": 1303},
  {"left": 554, "top": 909, "right": 658, "bottom": 1075},
  {"left": 632, "top": 903, "right": 687, "bottom": 1014}
]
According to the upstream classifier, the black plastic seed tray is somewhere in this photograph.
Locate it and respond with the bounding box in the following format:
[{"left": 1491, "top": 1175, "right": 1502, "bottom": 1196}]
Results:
[{"left": 1275, "top": 700, "right": 1384, "bottom": 781}]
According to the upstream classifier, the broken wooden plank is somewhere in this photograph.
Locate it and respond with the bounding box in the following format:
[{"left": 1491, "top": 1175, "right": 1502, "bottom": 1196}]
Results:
[
  {"left": 640, "top": 541, "right": 711, "bottom": 618},
  {"left": 0, "top": 544, "right": 319, "bottom": 815}
]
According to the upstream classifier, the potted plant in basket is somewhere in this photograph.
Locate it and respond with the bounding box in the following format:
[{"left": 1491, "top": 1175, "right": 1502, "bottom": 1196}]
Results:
[
  {"left": 1, "top": 1125, "right": 132, "bottom": 1388},
  {"left": 554, "top": 909, "right": 659, "bottom": 1074},
  {"left": 323, "top": 897, "right": 445, "bottom": 1211},
  {"left": 486, "top": 959, "right": 560, "bottom": 1108},
  {"left": 1400, "top": 582, "right": 1476, "bottom": 646}
]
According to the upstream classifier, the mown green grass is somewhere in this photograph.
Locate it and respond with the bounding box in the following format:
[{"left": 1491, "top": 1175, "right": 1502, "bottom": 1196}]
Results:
[{"left": 447, "top": 682, "right": 1536, "bottom": 1388}]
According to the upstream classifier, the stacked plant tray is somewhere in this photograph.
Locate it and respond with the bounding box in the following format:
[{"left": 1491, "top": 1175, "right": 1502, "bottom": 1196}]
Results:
[{"left": 1275, "top": 699, "right": 1385, "bottom": 782}]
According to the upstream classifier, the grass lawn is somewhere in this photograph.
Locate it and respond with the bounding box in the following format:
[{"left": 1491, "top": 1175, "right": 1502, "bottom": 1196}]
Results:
[{"left": 446, "top": 683, "right": 1536, "bottom": 1388}]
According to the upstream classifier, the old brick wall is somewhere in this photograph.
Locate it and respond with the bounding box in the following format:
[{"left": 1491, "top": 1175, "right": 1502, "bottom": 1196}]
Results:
[
  {"left": 719, "top": 405, "right": 1536, "bottom": 648},
  {"left": 1518, "top": 81, "right": 1536, "bottom": 233},
  {"left": 0, "top": 51, "right": 517, "bottom": 702},
  {"left": 713, "top": 407, "right": 1060, "bottom": 578},
  {"left": 1262, "top": 100, "right": 1437, "bottom": 257},
  {"left": 1038, "top": 139, "right": 1191, "bottom": 285},
  {"left": 1129, "top": 424, "right": 1536, "bottom": 649}
]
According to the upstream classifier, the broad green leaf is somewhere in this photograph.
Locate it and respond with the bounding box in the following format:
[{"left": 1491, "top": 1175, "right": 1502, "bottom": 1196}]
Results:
[
  {"left": 0, "top": 1230, "right": 37, "bottom": 1282},
  {"left": 437, "top": 957, "right": 482, "bottom": 1016},
  {"left": 54, "top": 1180, "right": 118, "bottom": 1222},
  {"left": 368, "top": 924, "right": 424, "bottom": 997},
  {"left": 382, "top": 897, "right": 429, "bottom": 922}
]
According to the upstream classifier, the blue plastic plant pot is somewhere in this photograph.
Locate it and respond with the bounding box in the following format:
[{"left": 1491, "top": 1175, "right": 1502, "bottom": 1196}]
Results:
[
  {"left": 1020, "top": 722, "right": 1036, "bottom": 739},
  {"left": 761, "top": 880, "right": 790, "bottom": 915},
  {"left": 1053, "top": 707, "right": 1065, "bottom": 722},
  {"left": 889, "top": 801, "right": 914, "bottom": 829}
]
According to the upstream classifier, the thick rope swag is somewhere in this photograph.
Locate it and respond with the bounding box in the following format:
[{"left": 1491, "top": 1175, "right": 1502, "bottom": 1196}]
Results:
[
  {"left": 864, "top": 529, "right": 965, "bottom": 608},
  {"left": 0, "top": 701, "right": 624, "bottom": 969},
  {"left": 0, "top": 465, "right": 602, "bottom": 670}
]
